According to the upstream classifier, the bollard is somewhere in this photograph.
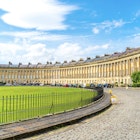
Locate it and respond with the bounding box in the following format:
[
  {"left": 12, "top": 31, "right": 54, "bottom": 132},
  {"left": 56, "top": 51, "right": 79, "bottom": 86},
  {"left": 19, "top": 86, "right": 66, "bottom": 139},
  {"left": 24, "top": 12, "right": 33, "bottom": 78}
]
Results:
[
  {"left": 111, "top": 95, "right": 117, "bottom": 104},
  {"left": 109, "top": 89, "right": 112, "bottom": 95},
  {"left": 109, "top": 89, "right": 117, "bottom": 104}
]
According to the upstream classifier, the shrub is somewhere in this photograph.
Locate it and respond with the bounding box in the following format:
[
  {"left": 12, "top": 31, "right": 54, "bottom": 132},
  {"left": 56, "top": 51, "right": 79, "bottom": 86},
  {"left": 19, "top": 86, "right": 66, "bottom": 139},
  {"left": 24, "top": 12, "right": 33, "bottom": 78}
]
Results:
[
  {"left": 132, "top": 82, "right": 140, "bottom": 87},
  {"left": 131, "top": 71, "right": 140, "bottom": 83}
]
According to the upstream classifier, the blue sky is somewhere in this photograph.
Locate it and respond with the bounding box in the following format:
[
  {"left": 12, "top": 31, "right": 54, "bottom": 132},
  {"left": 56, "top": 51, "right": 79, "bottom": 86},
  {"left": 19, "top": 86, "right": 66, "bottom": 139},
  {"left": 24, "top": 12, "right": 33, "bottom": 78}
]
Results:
[{"left": 0, "top": 0, "right": 140, "bottom": 64}]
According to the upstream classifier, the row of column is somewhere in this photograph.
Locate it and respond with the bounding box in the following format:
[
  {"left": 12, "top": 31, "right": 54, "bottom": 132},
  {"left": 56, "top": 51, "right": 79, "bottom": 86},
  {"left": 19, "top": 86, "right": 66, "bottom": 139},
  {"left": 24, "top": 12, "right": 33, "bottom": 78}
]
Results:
[
  {"left": 57, "top": 57, "right": 140, "bottom": 79},
  {"left": 0, "top": 56, "right": 140, "bottom": 84}
]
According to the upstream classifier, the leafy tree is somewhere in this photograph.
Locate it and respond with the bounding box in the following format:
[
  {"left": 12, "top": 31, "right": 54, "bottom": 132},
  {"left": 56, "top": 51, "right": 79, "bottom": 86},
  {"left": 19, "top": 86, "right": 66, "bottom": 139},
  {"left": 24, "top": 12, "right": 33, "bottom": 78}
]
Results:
[{"left": 131, "top": 71, "right": 140, "bottom": 83}]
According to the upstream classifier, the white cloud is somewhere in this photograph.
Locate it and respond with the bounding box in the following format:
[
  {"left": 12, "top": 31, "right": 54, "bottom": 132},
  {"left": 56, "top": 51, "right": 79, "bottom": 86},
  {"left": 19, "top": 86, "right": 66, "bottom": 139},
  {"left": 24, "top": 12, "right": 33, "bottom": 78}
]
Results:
[
  {"left": 85, "top": 44, "right": 109, "bottom": 52},
  {"left": 0, "top": 41, "right": 110, "bottom": 64},
  {"left": 53, "top": 43, "right": 82, "bottom": 62},
  {"left": 0, "top": 0, "right": 78, "bottom": 30},
  {"left": 101, "top": 20, "right": 125, "bottom": 29},
  {"left": 0, "top": 42, "right": 53, "bottom": 64},
  {"left": 102, "top": 44, "right": 109, "bottom": 49},
  {"left": 0, "top": 31, "right": 69, "bottom": 41},
  {"left": 50, "top": 43, "right": 110, "bottom": 62},
  {"left": 0, "top": 43, "right": 23, "bottom": 63},
  {"left": 127, "top": 33, "right": 140, "bottom": 46},
  {"left": 92, "top": 27, "right": 99, "bottom": 34},
  {"left": 92, "top": 19, "right": 126, "bottom": 34},
  {"left": 0, "top": 43, "right": 22, "bottom": 55},
  {"left": 133, "top": 33, "right": 140, "bottom": 37},
  {"left": 22, "top": 43, "right": 51, "bottom": 63}
]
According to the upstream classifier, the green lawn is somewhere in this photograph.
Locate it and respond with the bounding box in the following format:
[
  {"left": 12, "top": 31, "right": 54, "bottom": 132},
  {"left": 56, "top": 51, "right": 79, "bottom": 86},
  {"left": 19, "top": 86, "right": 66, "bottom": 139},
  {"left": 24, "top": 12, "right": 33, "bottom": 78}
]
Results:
[{"left": 0, "top": 86, "right": 97, "bottom": 124}]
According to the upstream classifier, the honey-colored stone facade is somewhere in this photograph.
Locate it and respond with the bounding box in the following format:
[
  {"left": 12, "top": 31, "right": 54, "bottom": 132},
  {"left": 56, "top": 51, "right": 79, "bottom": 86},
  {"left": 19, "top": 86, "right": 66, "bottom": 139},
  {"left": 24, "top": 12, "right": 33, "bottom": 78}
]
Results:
[{"left": 0, "top": 47, "right": 140, "bottom": 86}]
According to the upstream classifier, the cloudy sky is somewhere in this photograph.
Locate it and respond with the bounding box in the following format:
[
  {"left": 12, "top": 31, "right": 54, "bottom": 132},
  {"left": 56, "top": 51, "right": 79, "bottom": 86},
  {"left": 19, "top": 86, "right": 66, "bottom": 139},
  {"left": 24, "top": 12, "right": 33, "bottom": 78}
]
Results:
[{"left": 0, "top": 0, "right": 140, "bottom": 64}]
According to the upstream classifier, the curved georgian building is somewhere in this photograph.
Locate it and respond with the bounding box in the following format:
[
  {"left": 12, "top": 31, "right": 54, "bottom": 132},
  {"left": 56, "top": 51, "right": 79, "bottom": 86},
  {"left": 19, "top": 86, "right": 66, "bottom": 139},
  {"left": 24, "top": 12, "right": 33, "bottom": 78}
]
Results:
[{"left": 0, "top": 47, "right": 140, "bottom": 86}]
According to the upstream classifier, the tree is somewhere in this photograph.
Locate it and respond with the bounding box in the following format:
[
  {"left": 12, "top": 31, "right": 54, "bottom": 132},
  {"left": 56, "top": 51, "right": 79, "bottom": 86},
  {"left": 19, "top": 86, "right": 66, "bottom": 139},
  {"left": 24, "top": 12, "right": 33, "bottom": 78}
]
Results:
[{"left": 131, "top": 71, "right": 140, "bottom": 83}]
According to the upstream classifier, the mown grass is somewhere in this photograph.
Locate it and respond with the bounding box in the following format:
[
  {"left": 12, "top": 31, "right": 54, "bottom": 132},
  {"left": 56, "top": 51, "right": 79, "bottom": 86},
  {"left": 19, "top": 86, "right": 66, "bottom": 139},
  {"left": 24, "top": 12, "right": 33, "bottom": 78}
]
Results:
[{"left": 0, "top": 86, "right": 97, "bottom": 124}]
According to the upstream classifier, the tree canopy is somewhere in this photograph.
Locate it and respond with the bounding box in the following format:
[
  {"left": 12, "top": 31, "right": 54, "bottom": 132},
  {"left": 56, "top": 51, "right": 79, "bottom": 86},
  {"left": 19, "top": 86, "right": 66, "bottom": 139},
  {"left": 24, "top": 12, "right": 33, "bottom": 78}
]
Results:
[{"left": 131, "top": 71, "right": 140, "bottom": 86}]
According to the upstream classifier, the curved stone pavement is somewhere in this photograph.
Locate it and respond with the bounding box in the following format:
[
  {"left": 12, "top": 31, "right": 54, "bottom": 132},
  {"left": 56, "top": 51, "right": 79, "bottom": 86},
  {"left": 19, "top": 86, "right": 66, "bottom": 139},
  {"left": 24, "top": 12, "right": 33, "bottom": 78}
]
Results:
[{"left": 23, "top": 88, "right": 140, "bottom": 140}]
